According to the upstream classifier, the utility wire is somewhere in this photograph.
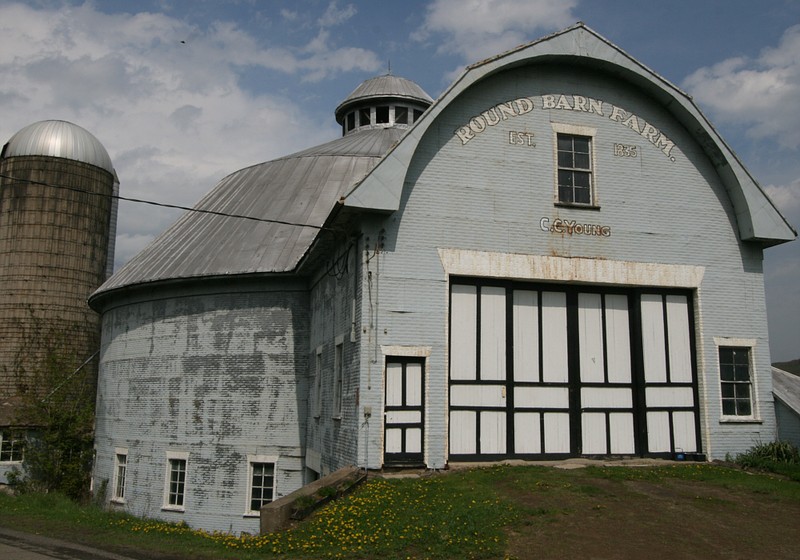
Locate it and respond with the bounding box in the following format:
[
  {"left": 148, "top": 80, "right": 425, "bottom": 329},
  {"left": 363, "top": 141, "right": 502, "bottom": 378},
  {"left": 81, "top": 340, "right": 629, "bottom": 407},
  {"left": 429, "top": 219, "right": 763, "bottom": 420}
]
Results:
[{"left": 0, "top": 171, "right": 332, "bottom": 231}]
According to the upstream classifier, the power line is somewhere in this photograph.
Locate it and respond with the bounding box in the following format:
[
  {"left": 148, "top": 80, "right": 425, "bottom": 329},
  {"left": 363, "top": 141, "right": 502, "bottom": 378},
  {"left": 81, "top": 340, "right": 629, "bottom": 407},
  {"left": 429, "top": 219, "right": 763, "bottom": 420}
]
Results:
[{"left": 0, "top": 171, "right": 332, "bottom": 231}]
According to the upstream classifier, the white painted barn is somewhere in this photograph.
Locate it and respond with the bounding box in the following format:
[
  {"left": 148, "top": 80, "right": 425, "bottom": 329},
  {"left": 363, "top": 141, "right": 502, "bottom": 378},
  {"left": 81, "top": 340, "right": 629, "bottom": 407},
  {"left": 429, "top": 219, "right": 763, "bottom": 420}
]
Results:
[{"left": 89, "top": 24, "right": 795, "bottom": 534}]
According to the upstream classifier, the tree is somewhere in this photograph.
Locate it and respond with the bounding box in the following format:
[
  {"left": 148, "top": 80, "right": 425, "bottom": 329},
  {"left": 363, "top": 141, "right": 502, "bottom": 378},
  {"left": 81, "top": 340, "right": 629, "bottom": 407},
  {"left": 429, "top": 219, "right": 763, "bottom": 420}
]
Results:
[{"left": 7, "top": 313, "right": 98, "bottom": 501}]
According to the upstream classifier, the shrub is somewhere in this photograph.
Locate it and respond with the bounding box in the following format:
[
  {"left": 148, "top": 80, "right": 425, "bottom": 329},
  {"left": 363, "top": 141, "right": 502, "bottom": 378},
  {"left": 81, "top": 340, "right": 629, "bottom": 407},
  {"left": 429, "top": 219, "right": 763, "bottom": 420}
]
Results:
[
  {"left": 734, "top": 441, "right": 800, "bottom": 481},
  {"left": 737, "top": 441, "right": 799, "bottom": 465}
]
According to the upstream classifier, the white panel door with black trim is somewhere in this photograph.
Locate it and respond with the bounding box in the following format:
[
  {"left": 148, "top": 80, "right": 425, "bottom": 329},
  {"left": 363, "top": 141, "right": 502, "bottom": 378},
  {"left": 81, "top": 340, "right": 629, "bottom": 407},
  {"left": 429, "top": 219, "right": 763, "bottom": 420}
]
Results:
[
  {"left": 578, "top": 292, "right": 636, "bottom": 455},
  {"left": 640, "top": 293, "right": 700, "bottom": 455},
  {"left": 448, "top": 279, "right": 701, "bottom": 461},
  {"left": 384, "top": 357, "right": 425, "bottom": 466}
]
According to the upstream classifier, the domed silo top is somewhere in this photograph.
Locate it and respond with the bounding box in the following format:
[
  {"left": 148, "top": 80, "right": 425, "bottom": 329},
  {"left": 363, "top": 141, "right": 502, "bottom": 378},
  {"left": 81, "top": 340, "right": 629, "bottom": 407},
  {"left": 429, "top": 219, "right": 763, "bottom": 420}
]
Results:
[
  {"left": 335, "top": 74, "right": 433, "bottom": 136},
  {"left": 1, "top": 120, "right": 114, "bottom": 175}
]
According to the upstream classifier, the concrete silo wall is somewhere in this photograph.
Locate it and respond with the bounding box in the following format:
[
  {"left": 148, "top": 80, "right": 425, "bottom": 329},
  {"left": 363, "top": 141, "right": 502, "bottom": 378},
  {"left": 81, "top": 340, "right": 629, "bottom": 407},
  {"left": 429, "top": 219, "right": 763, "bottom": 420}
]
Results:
[{"left": 0, "top": 155, "right": 114, "bottom": 421}]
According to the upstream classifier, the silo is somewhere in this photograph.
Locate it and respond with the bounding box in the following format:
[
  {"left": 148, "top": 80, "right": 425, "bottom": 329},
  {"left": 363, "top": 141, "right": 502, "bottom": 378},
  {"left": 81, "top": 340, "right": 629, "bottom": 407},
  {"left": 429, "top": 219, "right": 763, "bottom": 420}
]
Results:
[{"left": 0, "top": 120, "right": 117, "bottom": 431}]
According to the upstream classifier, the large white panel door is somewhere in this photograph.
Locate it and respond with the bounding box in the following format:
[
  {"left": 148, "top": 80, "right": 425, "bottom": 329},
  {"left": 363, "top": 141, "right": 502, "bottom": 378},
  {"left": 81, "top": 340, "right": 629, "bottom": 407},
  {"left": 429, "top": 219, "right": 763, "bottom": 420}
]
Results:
[
  {"left": 384, "top": 358, "right": 425, "bottom": 466},
  {"left": 449, "top": 283, "right": 509, "bottom": 458},
  {"left": 449, "top": 280, "right": 700, "bottom": 461},
  {"left": 640, "top": 293, "right": 700, "bottom": 455},
  {"left": 512, "top": 289, "right": 571, "bottom": 456},
  {"left": 578, "top": 292, "right": 635, "bottom": 455},
  {"left": 450, "top": 283, "right": 573, "bottom": 460}
]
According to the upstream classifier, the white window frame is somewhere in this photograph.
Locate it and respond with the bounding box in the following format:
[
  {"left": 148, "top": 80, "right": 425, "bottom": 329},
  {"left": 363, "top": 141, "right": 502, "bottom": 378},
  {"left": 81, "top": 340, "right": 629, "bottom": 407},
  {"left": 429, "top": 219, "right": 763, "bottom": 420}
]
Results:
[
  {"left": 111, "top": 447, "right": 128, "bottom": 503},
  {"left": 333, "top": 335, "right": 344, "bottom": 419},
  {"left": 162, "top": 451, "right": 189, "bottom": 511},
  {"left": 244, "top": 454, "right": 278, "bottom": 517},
  {"left": 0, "top": 430, "right": 24, "bottom": 463},
  {"left": 714, "top": 337, "right": 759, "bottom": 422},
  {"left": 551, "top": 122, "right": 598, "bottom": 208},
  {"left": 313, "top": 346, "right": 323, "bottom": 418}
]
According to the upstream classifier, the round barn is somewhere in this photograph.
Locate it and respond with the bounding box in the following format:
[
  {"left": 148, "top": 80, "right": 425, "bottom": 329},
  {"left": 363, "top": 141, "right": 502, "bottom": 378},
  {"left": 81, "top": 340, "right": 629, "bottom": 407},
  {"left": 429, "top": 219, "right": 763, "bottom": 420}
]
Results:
[{"left": 89, "top": 24, "right": 795, "bottom": 534}]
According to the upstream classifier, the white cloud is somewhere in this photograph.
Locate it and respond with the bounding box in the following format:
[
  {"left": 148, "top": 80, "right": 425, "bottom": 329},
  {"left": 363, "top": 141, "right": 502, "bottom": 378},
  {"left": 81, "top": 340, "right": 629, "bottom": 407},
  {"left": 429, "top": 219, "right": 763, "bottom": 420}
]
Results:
[
  {"left": 0, "top": 2, "right": 382, "bottom": 270},
  {"left": 318, "top": 2, "right": 357, "bottom": 28},
  {"left": 683, "top": 24, "right": 800, "bottom": 149},
  {"left": 413, "top": 0, "right": 577, "bottom": 62},
  {"left": 765, "top": 178, "right": 800, "bottom": 217}
]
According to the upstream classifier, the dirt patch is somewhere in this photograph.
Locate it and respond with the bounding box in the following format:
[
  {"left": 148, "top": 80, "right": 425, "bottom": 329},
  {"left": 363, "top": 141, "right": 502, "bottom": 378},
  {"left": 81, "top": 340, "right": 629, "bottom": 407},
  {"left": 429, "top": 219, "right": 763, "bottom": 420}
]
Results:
[{"left": 501, "top": 471, "right": 800, "bottom": 560}]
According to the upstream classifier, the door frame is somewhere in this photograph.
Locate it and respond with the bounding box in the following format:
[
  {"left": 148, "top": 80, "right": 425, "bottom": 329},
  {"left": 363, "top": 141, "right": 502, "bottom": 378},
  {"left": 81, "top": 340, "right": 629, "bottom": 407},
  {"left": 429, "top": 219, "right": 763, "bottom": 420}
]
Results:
[{"left": 383, "top": 355, "right": 426, "bottom": 467}]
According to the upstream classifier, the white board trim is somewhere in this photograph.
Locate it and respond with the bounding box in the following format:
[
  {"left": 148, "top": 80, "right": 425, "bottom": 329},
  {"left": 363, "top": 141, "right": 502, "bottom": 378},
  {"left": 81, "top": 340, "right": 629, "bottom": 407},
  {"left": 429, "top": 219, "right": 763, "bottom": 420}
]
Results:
[{"left": 438, "top": 249, "right": 705, "bottom": 288}]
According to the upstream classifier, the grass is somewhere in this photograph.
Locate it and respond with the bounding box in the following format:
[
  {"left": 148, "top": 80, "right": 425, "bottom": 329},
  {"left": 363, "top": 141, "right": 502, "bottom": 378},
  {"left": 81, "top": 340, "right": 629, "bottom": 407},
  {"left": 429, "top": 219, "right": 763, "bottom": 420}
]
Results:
[{"left": 1, "top": 463, "right": 799, "bottom": 560}]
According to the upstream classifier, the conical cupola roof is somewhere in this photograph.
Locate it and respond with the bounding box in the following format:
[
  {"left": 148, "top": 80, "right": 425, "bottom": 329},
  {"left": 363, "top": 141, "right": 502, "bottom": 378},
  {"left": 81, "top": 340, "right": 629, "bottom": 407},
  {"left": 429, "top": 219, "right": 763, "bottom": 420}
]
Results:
[{"left": 335, "top": 74, "right": 432, "bottom": 124}]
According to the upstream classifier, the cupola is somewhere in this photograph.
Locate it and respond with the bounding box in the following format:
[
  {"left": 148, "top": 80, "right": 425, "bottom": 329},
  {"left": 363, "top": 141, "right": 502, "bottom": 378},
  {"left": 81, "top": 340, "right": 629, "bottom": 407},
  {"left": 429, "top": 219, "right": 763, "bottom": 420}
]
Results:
[{"left": 335, "top": 74, "right": 433, "bottom": 136}]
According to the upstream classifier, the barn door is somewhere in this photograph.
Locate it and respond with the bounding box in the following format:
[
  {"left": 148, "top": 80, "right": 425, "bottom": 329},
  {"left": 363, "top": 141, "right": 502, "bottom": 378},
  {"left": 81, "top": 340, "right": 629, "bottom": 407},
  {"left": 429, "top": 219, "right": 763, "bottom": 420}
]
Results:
[
  {"left": 639, "top": 293, "right": 701, "bottom": 456},
  {"left": 384, "top": 357, "right": 425, "bottom": 466},
  {"left": 577, "top": 292, "right": 636, "bottom": 455},
  {"left": 448, "top": 280, "right": 700, "bottom": 461}
]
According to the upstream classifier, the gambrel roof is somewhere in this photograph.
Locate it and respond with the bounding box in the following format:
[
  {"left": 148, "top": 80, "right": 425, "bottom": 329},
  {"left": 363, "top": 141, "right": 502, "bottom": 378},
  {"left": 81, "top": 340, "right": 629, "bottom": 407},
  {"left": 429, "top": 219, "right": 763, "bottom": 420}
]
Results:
[
  {"left": 343, "top": 23, "right": 796, "bottom": 247},
  {"left": 92, "top": 24, "right": 795, "bottom": 307}
]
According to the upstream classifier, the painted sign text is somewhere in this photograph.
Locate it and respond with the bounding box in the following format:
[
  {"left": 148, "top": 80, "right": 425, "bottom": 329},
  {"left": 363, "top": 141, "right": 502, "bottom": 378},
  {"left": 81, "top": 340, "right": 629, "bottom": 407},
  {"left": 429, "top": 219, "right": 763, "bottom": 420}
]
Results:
[
  {"left": 540, "top": 217, "right": 612, "bottom": 237},
  {"left": 456, "top": 94, "right": 677, "bottom": 161}
]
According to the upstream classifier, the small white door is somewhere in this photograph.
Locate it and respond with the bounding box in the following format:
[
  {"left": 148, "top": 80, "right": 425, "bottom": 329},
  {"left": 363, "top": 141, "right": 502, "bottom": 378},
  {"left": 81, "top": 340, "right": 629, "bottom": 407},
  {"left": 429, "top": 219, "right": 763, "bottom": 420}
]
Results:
[{"left": 384, "top": 358, "right": 425, "bottom": 466}]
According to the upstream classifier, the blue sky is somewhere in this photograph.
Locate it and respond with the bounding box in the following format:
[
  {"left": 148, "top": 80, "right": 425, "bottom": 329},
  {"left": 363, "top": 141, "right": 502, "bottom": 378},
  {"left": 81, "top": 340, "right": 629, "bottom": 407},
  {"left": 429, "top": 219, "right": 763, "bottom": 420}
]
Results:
[{"left": 1, "top": 0, "right": 798, "bottom": 360}]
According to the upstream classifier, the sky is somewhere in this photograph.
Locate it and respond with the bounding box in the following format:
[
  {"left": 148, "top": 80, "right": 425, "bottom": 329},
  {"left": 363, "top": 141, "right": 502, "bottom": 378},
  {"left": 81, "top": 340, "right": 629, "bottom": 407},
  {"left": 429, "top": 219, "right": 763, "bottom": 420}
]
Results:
[{"left": 0, "top": 0, "right": 798, "bottom": 361}]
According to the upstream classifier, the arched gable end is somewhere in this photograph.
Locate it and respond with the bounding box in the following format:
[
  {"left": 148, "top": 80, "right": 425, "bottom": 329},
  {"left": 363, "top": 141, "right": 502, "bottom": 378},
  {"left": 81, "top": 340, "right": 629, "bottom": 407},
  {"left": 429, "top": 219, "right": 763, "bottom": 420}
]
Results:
[{"left": 342, "top": 24, "right": 795, "bottom": 246}]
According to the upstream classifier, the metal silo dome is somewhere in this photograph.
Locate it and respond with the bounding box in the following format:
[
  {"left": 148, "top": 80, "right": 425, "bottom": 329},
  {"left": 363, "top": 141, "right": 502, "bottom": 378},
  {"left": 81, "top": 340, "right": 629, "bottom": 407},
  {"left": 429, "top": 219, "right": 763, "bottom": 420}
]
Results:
[{"left": 1, "top": 119, "right": 114, "bottom": 175}]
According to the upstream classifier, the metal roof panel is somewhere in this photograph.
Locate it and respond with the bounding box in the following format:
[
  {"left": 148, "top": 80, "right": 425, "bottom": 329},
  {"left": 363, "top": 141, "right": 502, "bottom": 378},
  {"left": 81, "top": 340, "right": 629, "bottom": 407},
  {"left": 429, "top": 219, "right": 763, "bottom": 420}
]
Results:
[{"left": 93, "top": 128, "right": 403, "bottom": 298}]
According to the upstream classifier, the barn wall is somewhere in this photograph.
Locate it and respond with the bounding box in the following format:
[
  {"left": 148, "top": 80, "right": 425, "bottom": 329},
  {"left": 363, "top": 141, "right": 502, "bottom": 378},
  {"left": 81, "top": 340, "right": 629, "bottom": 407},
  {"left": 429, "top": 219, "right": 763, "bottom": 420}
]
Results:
[
  {"left": 93, "top": 283, "right": 308, "bottom": 534},
  {"left": 358, "top": 63, "right": 774, "bottom": 465},
  {"left": 305, "top": 238, "right": 363, "bottom": 475}
]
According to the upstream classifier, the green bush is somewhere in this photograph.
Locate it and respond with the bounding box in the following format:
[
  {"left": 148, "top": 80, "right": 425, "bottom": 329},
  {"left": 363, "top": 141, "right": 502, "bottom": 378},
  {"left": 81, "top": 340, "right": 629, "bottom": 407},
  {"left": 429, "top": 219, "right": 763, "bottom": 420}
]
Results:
[
  {"left": 8, "top": 318, "right": 97, "bottom": 502},
  {"left": 737, "top": 441, "right": 799, "bottom": 465},
  {"left": 734, "top": 441, "right": 800, "bottom": 481}
]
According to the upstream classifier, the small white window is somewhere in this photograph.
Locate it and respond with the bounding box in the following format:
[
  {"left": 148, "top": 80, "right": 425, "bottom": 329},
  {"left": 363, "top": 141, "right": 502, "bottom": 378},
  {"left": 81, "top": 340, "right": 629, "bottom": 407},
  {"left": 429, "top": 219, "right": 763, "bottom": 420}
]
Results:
[
  {"left": 552, "top": 123, "right": 598, "bottom": 207},
  {"left": 719, "top": 347, "right": 754, "bottom": 417},
  {"left": 245, "top": 455, "right": 277, "bottom": 516},
  {"left": 0, "top": 430, "right": 24, "bottom": 463},
  {"left": 163, "top": 451, "right": 189, "bottom": 511},
  {"left": 333, "top": 338, "right": 344, "bottom": 418},
  {"left": 112, "top": 448, "right": 128, "bottom": 503},
  {"left": 715, "top": 338, "right": 758, "bottom": 421},
  {"left": 313, "top": 347, "right": 323, "bottom": 418}
]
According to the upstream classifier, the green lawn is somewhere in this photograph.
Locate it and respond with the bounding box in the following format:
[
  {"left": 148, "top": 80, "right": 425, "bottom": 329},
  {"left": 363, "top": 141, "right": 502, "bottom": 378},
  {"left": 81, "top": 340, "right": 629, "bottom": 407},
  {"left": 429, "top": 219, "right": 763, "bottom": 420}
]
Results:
[{"left": 2, "top": 463, "right": 799, "bottom": 560}]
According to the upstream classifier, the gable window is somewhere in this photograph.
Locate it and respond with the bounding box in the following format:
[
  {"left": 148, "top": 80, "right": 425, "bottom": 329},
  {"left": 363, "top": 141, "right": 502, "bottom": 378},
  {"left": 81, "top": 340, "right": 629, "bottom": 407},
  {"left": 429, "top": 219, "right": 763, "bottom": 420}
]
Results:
[
  {"left": 246, "top": 456, "right": 277, "bottom": 516},
  {"left": 112, "top": 449, "right": 128, "bottom": 503},
  {"left": 163, "top": 451, "right": 188, "bottom": 511},
  {"left": 0, "top": 430, "right": 24, "bottom": 462},
  {"left": 557, "top": 133, "right": 593, "bottom": 205},
  {"left": 719, "top": 347, "right": 754, "bottom": 417}
]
